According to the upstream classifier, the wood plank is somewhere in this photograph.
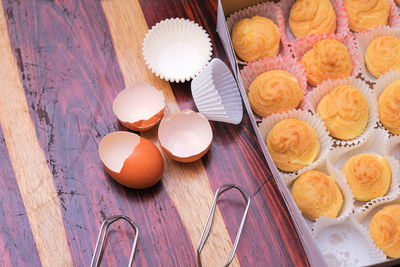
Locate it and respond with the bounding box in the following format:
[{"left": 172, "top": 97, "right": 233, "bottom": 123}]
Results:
[
  {"left": 0, "top": 134, "right": 41, "bottom": 266},
  {"left": 101, "top": 0, "right": 240, "bottom": 266},
  {"left": 2, "top": 0, "right": 200, "bottom": 265},
  {"left": 138, "top": 0, "right": 310, "bottom": 265},
  {"left": 0, "top": 2, "right": 73, "bottom": 266}
]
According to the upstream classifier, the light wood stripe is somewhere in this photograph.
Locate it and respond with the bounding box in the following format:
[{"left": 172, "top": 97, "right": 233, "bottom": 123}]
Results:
[
  {"left": 0, "top": 3, "right": 73, "bottom": 267},
  {"left": 101, "top": 0, "right": 239, "bottom": 266}
]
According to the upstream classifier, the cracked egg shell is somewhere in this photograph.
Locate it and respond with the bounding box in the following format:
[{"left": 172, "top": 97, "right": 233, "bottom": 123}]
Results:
[
  {"left": 99, "top": 131, "right": 164, "bottom": 189},
  {"left": 158, "top": 110, "right": 212, "bottom": 162},
  {"left": 112, "top": 82, "right": 165, "bottom": 131}
]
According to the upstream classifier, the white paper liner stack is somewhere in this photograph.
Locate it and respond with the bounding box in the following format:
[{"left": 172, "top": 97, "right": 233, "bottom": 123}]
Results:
[
  {"left": 258, "top": 109, "right": 333, "bottom": 181},
  {"left": 327, "top": 128, "right": 400, "bottom": 211},
  {"left": 312, "top": 214, "right": 387, "bottom": 266},
  {"left": 191, "top": 58, "right": 243, "bottom": 124},
  {"left": 304, "top": 76, "right": 378, "bottom": 146}
]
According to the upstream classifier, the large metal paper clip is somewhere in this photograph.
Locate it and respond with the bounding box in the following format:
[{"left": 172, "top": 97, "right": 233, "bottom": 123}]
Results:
[
  {"left": 90, "top": 215, "right": 139, "bottom": 267},
  {"left": 197, "top": 184, "right": 251, "bottom": 267}
]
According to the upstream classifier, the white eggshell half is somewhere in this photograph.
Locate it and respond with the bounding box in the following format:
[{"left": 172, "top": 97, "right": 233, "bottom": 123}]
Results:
[
  {"left": 98, "top": 131, "right": 140, "bottom": 173},
  {"left": 112, "top": 82, "right": 165, "bottom": 124},
  {"left": 158, "top": 110, "right": 212, "bottom": 159}
]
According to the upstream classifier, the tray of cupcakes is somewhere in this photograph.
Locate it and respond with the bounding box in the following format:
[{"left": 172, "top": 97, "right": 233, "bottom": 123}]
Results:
[{"left": 216, "top": 0, "right": 400, "bottom": 266}]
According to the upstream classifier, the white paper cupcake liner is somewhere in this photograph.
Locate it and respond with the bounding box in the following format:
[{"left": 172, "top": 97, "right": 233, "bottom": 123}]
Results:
[
  {"left": 239, "top": 56, "right": 308, "bottom": 117},
  {"left": 226, "top": 1, "right": 290, "bottom": 64},
  {"left": 385, "top": 135, "right": 400, "bottom": 162},
  {"left": 372, "top": 69, "right": 400, "bottom": 135},
  {"left": 312, "top": 214, "right": 387, "bottom": 266},
  {"left": 327, "top": 128, "right": 400, "bottom": 211},
  {"left": 142, "top": 18, "right": 212, "bottom": 83},
  {"left": 285, "top": 158, "right": 354, "bottom": 228},
  {"left": 258, "top": 109, "right": 333, "bottom": 181},
  {"left": 356, "top": 25, "right": 400, "bottom": 83},
  {"left": 279, "top": 0, "right": 350, "bottom": 43},
  {"left": 304, "top": 76, "right": 378, "bottom": 146},
  {"left": 191, "top": 58, "right": 243, "bottom": 124}
]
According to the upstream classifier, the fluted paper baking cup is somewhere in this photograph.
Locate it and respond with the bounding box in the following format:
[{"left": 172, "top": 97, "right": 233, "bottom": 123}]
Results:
[
  {"left": 304, "top": 76, "right": 378, "bottom": 146},
  {"left": 142, "top": 18, "right": 212, "bottom": 83},
  {"left": 258, "top": 109, "right": 333, "bottom": 181},
  {"left": 226, "top": 1, "right": 291, "bottom": 62},
  {"left": 312, "top": 214, "right": 387, "bottom": 266},
  {"left": 327, "top": 128, "right": 400, "bottom": 211},
  {"left": 285, "top": 158, "right": 354, "bottom": 226},
  {"left": 292, "top": 33, "right": 361, "bottom": 80},
  {"left": 279, "top": 0, "right": 350, "bottom": 43},
  {"left": 372, "top": 69, "right": 400, "bottom": 135},
  {"left": 191, "top": 58, "right": 243, "bottom": 124},
  {"left": 356, "top": 25, "right": 400, "bottom": 83},
  {"left": 389, "top": 0, "right": 400, "bottom": 28},
  {"left": 239, "top": 56, "right": 308, "bottom": 115},
  {"left": 385, "top": 135, "right": 400, "bottom": 162}
]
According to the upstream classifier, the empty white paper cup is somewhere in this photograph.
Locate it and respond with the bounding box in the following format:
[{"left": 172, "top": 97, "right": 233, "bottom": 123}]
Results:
[
  {"left": 191, "top": 58, "right": 243, "bottom": 124},
  {"left": 143, "top": 18, "right": 212, "bottom": 82}
]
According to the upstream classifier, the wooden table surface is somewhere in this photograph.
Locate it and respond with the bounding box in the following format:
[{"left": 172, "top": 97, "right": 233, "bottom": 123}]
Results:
[{"left": 0, "top": 0, "right": 309, "bottom": 266}]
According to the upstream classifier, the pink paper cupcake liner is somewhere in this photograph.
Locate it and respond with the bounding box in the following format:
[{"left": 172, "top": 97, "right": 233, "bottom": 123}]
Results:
[
  {"left": 226, "top": 1, "right": 291, "bottom": 64},
  {"left": 292, "top": 33, "right": 361, "bottom": 88},
  {"left": 279, "top": 0, "right": 350, "bottom": 44},
  {"left": 240, "top": 55, "right": 309, "bottom": 115}
]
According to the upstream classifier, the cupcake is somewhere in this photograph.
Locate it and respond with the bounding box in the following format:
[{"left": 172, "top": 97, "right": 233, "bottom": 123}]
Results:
[
  {"left": 316, "top": 85, "right": 368, "bottom": 140},
  {"left": 369, "top": 204, "right": 400, "bottom": 258},
  {"left": 378, "top": 80, "right": 400, "bottom": 135},
  {"left": 342, "top": 153, "right": 391, "bottom": 201},
  {"left": 301, "top": 39, "right": 352, "bottom": 86},
  {"left": 231, "top": 16, "right": 280, "bottom": 62},
  {"left": 248, "top": 70, "right": 304, "bottom": 117},
  {"left": 365, "top": 36, "right": 400, "bottom": 78},
  {"left": 289, "top": 0, "right": 336, "bottom": 38},
  {"left": 266, "top": 119, "right": 320, "bottom": 172},
  {"left": 291, "top": 170, "right": 343, "bottom": 220},
  {"left": 344, "top": 0, "right": 390, "bottom": 33}
]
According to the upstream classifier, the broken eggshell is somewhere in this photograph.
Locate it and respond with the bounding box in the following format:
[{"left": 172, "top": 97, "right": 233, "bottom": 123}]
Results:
[
  {"left": 99, "top": 131, "right": 164, "bottom": 189},
  {"left": 158, "top": 110, "right": 213, "bottom": 162},
  {"left": 112, "top": 82, "right": 165, "bottom": 131}
]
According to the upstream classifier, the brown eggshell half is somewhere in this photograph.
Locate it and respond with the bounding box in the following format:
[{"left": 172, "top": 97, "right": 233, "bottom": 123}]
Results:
[
  {"left": 99, "top": 131, "right": 164, "bottom": 189},
  {"left": 112, "top": 82, "right": 165, "bottom": 131},
  {"left": 158, "top": 109, "right": 213, "bottom": 162}
]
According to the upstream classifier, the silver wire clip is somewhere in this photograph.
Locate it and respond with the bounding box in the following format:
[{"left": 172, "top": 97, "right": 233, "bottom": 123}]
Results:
[
  {"left": 90, "top": 215, "right": 139, "bottom": 267},
  {"left": 197, "top": 184, "right": 251, "bottom": 267}
]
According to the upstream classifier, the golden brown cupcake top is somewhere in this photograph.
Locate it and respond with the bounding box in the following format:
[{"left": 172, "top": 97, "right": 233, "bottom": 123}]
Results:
[
  {"left": 289, "top": 0, "right": 337, "bottom": 38},
  {"left": 291, "top": 170, "right": 343, "bottom": 220},
  {"left": 342, "top": 153, "right": 391, "bottom": 201},
  {"left": 396, "top": 0, "right": 400, "bottom": 6},
  {"left": 378, "top": 80, "right": 400, "bottom": 135},
  {"left": 316, "top": 85, "right": 368, "bottom": 140},
  {"left": 365, "top": 36, "right": 400, "bottom": 78},
  {"left": 369, "top": 204, "right": 400, "bottom": 258},
  {"left": 232, "top": 16, "right": 280, "bottom": 62},
  {"left": 248, "top": 70, "right": 304, "bottom": 117},
  {"left": 344, "top": 0, "right": 390, "bottom": 33},
  {"left": 266, "top": 119, "right": 320, "bottom": 172},
  {"left": 301, "top": 39, "right": 352, "bottom": 86}
]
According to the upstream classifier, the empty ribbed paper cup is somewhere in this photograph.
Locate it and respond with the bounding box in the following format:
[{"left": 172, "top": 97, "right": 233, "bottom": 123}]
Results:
[
  {"left": 191, "top": 58, "right": 243, "bottom": 124},
  {"left": 143, "top": 18, "right": 212, "bottom": 82},
  {"left": 312, "top": 215, "right": 387, "bottom": 266}
]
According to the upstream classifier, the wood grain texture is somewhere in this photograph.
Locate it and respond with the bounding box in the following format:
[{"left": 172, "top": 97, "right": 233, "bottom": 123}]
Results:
[
  {"left": 0, "top": 0, "right": 310, "bottom": 265},
  {"left": 139, "top": 0, "right": 310, "bottom": 266},
  {"left": 0, "top": 133, "right": 41, "bottom": 266},
  {"left": 2, "top": 0, "right": 195, "bottom": 265},
  {"left": 0, "top": 2, "right": 73, "bottom": 266},
  {"left": 101, "top": 0, "right": 240, "bottom": 266}
]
